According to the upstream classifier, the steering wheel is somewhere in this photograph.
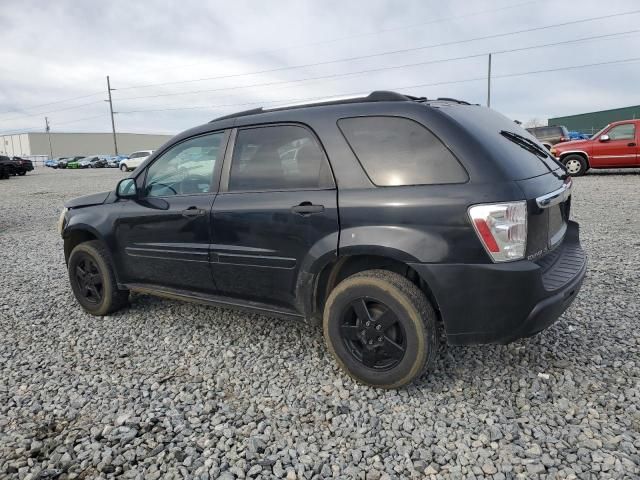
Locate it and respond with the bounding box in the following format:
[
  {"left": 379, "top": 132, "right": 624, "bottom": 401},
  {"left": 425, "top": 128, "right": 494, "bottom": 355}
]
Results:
[{"left": 180, "top": 174, "right": 210, "bottom": 194}]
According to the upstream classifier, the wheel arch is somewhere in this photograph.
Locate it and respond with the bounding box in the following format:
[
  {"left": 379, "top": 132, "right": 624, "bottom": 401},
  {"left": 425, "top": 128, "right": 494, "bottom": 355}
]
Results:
[
  {"left": 63, "top": 225, "right": 102, "bottom": 264},
  {"left": 298, "top": 250, "right": 442, "bottom": 326},
  {"left": 559, "top": 150, "right": 590, "bottom": 168}
]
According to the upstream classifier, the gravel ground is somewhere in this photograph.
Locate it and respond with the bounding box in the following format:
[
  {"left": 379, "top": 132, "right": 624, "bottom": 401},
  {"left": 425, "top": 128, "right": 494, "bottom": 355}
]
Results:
[{"left": 1, "top": 167, "right": 639, "bottom": 480}]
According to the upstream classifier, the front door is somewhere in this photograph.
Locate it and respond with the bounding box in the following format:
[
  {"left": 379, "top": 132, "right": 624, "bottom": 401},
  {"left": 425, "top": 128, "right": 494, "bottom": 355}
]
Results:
[
  {"left": 114, "top": 130, "right": 228, "bottom": 292},
  {"left": 591, "top": 123, "right": 638, "bottom": 167},
  {"left": 211, "top": 124, "right": 339, "bottom": 309}
]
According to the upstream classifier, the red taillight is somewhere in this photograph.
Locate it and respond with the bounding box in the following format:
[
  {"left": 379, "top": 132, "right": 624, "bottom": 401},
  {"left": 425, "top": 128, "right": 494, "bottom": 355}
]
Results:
[{"left": 473, "top": 218, "right": 500, "bottom": 252}]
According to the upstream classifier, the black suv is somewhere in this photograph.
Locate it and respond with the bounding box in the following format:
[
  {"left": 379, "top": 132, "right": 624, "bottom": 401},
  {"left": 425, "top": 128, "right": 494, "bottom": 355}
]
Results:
[{"left": 59, "top": 91, "right": 586, "bottom": 388}]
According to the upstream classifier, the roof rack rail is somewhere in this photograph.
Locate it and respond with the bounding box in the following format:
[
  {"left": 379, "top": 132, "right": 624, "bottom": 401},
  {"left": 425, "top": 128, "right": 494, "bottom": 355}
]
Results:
[
  {"left": 210, "top": 90, "right": 414, "bottom": 122},
  {"left": 435, "top": 97, "right": 471, "bottom": 105}
]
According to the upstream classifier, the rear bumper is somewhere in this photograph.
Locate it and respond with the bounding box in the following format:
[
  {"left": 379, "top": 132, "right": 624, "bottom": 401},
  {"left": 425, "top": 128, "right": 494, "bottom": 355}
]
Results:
[{"left": 410, "top": 221, "right": 586, "bottom": 345}]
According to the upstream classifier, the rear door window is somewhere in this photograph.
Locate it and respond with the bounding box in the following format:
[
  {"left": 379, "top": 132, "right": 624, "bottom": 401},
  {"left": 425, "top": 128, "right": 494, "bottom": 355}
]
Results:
[
  {"left": 228, "top": 125, "right": 334, "bottom": 191},
  {"left": 337, "top": 116, "right": 467, "bottom": 186}
]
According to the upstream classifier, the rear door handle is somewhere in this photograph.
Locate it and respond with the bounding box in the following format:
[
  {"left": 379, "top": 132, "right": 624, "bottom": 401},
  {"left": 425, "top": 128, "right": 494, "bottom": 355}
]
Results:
[
  {"left": 291, "top": 202, "right": 325, "bottom": 216},
  {"left": 181, "top": 206, "right": 206, "bottom": 217},
  {"left": 628, "top": 142, "right": 637, "bottom": 147}
]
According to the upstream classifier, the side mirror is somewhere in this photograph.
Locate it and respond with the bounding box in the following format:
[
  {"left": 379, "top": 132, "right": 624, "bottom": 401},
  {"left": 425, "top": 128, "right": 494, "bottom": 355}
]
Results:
[
  {"left": 116, "top": 178, "right": 138, "bottom": 199},
  {"left": 599, "top": 134, "right": 610, "bottom": 142}
]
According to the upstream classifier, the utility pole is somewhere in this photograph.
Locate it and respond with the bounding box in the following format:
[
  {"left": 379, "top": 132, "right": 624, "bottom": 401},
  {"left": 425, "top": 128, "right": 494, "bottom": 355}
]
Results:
[
  {"left": 106, "top": 75, "right": 118, "bottom": 155},
  {"left": 487, "top": 53, "right": 492, "bottom": 108},
  {"left": 45, "top": 117, "right": 53, "bottom": 159}
]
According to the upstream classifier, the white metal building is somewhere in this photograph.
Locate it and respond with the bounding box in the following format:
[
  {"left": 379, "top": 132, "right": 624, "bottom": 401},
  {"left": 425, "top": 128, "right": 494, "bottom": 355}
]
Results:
[{"left": 0, "top": 132, "right": 173, "bottom": 158}]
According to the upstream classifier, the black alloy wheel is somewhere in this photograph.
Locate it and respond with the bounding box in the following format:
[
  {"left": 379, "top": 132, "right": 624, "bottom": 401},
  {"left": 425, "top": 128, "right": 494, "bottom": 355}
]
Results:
[
  {"left": 73, "top": 253, "right": 104, "bottom": 304},
  {"left": 67, "top": 240, "right": 129, "bottom": 315},
  {"left": 340, "top": 297, "right": 407, "bottom": 370},
  {"left": 323, "top": 269, "right": 438, "bottom": 388}
]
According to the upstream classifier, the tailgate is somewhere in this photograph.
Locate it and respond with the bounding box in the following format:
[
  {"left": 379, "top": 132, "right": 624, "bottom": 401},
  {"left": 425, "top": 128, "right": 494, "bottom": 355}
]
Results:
[{"left": 516, "top": 174, "right": 572, "bottom": 261}]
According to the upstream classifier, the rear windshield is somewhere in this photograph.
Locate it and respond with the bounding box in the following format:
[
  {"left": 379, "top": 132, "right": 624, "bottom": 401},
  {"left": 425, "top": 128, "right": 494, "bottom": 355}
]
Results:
[{"left": 441, "top": 106, "right": 562, "bottom": 180}]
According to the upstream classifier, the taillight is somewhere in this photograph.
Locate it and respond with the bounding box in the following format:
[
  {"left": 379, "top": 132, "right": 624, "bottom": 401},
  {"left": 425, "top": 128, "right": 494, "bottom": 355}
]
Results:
[{"left": 468, "top": 201, "right": 527, "bottom": 262}]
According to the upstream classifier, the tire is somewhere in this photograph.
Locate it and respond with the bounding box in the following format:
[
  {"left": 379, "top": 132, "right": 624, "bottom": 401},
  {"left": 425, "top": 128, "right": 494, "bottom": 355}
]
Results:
[
  {"left": 562, "top": 154, "right": 587, "bottom": 176},
  {"left": 68, "top": 240, "right": 129, "bottom": 316},
  {"left": 120, "top": 164, "right": 128, "bottom": 172},
  {"left": 323, "top": 269, "right": 438, "bottom": 389},
  {"left": 18, "top": 170, "right": 26, "bottom": 176}
]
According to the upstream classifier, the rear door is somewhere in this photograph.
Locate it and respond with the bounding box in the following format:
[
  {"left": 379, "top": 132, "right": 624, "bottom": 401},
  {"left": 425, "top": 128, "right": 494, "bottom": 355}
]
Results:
[
  {"left": 114, "top": 131, "right": 228, "bottom": 292},
  {"left": 591, "top": 123, "right": 638, "bottom": 167},
  {"left": 211, "top": 124, "right": 338, "bottom": 309}
]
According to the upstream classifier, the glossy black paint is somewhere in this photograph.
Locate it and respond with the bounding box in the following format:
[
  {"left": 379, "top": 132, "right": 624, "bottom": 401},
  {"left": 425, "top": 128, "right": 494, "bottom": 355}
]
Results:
[{"left": 62, "top": 97, "right": 586, "bottom": 344}]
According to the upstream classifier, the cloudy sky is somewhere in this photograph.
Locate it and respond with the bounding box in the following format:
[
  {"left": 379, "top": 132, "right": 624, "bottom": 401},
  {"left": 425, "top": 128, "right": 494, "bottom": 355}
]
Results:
[{"left": 1, "top": 0, "right": 639, "bottom": 135}]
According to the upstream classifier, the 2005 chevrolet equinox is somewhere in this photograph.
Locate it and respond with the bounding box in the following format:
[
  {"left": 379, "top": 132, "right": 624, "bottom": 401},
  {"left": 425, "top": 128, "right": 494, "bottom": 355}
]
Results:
[{"left": 59, "top": 91, "right": 586, "bottom": 388}]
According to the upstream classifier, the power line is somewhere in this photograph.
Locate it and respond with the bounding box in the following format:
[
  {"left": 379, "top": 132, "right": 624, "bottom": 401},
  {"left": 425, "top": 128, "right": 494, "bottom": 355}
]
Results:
[
  {"left": 116, "top": 56, "right": 640, "bottom": 115},
  {"left": 0, "top": 114, "right": 107, "bottom": 135},
  {"left": 115, "top": 9, "right": 640, "bottom": 92},
  {"left": 125, "top": 0, "right": 543, "bottom": 79},
  {"left": 0, "top": 100, "right": 106, "bottom": 124},
  {"left": 0, "top": 1, "right": 543, "bottom": 119},
  {"left": 114, "top": 29, "right": 640, "bottom": 103},
  {"left": 0, "top": 92, "right": 103, "bottom": 117}
]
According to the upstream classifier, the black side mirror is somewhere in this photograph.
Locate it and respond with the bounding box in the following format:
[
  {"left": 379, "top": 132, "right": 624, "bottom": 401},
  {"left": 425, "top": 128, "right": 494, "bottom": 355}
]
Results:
[{"left": 116, "top": 178, "right": 138, "bottom": 199}]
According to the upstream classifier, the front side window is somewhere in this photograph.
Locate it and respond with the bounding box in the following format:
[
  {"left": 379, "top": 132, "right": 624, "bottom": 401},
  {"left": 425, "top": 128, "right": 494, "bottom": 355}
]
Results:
[
  {"left": 338, "top": 116, "right": 467, "bottom": 186},
  {"left": 607, "top": 124, "right": 635, "bottom": 140},
  {"left": 228, "top": 125, "right": 333, "bottom": 191},
  {"left": 144, "top": 132, "right": 224, "bottom": 197}
]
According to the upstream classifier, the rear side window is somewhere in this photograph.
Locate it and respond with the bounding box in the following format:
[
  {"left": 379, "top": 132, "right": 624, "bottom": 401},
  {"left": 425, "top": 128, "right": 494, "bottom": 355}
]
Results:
[
  {"left": 228, "top": 125, "right": 334, "bottom": 191},
  {"left": 338, "top": 116, "right": 467, "bottom": 186}
]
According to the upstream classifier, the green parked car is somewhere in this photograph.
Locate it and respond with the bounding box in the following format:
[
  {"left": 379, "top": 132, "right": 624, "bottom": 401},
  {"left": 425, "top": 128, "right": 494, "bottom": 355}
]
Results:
[{"left": 66, "top": 159, "right": 81, "bottom": 169}]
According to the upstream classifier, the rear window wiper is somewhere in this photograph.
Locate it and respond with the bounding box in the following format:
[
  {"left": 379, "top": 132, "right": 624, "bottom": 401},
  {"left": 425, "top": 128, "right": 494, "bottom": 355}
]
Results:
[
  {"left": 500, "top": 130, "right": 568, "bottom": 179},
  {"left": 500, "top": 130, "right": 549, "bottom": 158}
]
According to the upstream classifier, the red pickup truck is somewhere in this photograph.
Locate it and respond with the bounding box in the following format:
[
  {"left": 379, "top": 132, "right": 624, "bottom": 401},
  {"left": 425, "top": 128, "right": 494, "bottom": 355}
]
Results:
[{"left": 550, "top": 119, "right": 639, "bottom": 176}]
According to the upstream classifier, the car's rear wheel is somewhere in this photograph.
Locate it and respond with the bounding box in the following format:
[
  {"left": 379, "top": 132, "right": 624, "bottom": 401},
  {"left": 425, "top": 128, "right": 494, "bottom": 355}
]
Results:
[
  {"left": 68, "top": 240, "right": 129, "bottom": 316},
  {"left": 562, "top": 154, "right": 587, "bottom": 176},
  {"left": 120, "top": 164, "right": 128, "bottom": 172},
  {"left": 323, "top": 270, "right": 438, "bottom": 389}
]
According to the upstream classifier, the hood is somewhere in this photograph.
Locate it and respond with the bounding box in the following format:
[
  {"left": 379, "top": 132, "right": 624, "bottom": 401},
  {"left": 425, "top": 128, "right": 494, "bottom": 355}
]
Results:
[
  {"left": 65, "top": 191, "right": 111, "bottom": 208},
  {"left": 553, "top": 139, "right": 591, "bottom": 150}
]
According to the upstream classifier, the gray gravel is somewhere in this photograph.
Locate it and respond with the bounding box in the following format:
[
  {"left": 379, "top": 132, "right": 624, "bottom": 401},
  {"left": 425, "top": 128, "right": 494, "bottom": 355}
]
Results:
[{"left": 1, "top": 167, "right": 639, "bottom": 479}]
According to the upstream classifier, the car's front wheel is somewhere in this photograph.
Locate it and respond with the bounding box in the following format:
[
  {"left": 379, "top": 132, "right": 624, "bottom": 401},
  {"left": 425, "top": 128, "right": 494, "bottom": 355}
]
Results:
[
  {"left": 120, "top": 164, "right": 128, "bottom": 172},
  {"left": 562, "top": 154, "right": 587, "bottom": 176},
  {"left": 68, "top": 240, "right": 129, "bottom": 316},
  {"left": 323, "top": 270, "right": 438, "bottom": 389}
]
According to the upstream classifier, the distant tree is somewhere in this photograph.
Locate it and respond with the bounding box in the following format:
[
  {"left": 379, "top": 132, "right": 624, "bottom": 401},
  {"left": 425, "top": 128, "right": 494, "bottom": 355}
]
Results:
[{"left": 525, "top": 118, "right": 546, "bottom": 128}]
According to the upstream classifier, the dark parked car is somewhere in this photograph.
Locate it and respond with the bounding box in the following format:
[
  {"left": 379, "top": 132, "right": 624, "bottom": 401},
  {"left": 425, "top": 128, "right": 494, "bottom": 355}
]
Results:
[
  {"left": 526, "top": 125, "right": 570, "bottom": 149},
  {"left": 79, "top": 155, "right": 108, "bottom": 168},
  {"left": 59, "top": 91, "right": 586, "bottom": 388},
  {"left": 12, "top": 156, "right": 34, "bottom": 175},
  {"left": 0, "top": 155, "right": 13, "bottom": 179},
  {"left": 0, "top": 155, "right": 33, "bottom": 177}
]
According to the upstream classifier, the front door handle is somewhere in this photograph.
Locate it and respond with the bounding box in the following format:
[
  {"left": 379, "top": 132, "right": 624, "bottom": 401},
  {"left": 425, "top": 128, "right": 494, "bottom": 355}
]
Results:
[
  {"left": 291, "top": 201, "right": 325, "bottom": 216},
  {"left": 628, "top": 142, "right": 637, "bottom": 147},
  {"left": 181, "top": 206, "right": 206, "bottom": 217}
]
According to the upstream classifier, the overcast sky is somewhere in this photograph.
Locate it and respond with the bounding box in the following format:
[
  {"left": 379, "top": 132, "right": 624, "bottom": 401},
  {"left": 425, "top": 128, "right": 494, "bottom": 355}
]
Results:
[{"left": 1, "top": 0, "right": 639, "bottom": 135}]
